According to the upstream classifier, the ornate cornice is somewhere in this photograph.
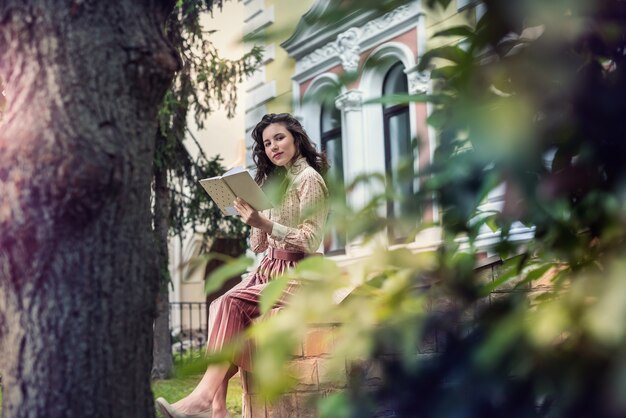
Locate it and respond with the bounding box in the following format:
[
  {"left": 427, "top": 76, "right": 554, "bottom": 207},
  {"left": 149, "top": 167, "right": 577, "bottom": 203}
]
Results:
[
  {"left": 335, "top": 90, "right": 363, "bottom": 112},
  {"left": 360, "top": 3, "right": 417, "bottom": 41},
  {"left": 298, "top": 43, "right": 340, "bottom": 75},
  {"left": 336, "top": 28, "right": 361, "bottom": 73},
  {"left": 294, "top": 2, "right": 421, "bottom": 80},
  {"left": 407, "top": 69, "right": 430, "bottom": 94}
]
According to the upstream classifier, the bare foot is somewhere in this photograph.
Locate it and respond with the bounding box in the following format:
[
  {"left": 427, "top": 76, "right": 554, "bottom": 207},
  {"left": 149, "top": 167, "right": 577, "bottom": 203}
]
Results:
[{"left": 171, "top": 394, "right": 212, "bottom": 415}]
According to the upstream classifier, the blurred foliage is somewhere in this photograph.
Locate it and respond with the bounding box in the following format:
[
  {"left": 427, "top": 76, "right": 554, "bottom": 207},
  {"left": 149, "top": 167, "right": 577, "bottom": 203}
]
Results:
[{"left": 196, "top": 0, "right": 626, "bottom": 417}]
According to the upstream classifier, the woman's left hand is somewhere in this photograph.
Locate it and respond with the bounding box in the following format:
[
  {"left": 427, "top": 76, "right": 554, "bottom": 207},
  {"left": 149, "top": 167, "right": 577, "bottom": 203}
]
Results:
[{"left": 233, "top": 198, "right": 273, "bottom": 234}]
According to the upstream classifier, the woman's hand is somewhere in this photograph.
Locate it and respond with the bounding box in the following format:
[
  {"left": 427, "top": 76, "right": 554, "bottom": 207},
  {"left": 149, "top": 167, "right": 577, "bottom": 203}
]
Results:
[{"left": 233, "top": 198, "right": 274, "bottom": 234}]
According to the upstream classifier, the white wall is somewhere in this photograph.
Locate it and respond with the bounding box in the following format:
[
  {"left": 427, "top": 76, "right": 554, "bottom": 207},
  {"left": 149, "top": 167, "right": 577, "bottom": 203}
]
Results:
[{"left": 186, "top": 3, "right": 248, "bottom": 169}]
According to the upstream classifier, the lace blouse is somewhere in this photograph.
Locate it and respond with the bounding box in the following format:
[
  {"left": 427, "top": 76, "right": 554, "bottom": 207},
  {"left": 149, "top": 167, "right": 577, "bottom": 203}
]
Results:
[{"left": 250, "top": 156, "right": 329, "bottom": 254}]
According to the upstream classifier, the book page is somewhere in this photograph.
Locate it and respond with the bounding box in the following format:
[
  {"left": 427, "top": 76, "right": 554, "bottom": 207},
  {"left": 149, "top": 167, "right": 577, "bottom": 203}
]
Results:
[
  {"left": 199, "top": 178, "right": 238, "bottom": 216},
  {"left": 223, "top": 170, "right": 273, "bottom": 211},
  {"left": 222, "top": 166, "right": 246, "bottom": 176}
]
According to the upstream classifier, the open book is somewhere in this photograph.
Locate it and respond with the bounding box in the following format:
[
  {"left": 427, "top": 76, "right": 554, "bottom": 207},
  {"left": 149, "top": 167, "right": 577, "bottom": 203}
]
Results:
[{"left": 199, "top": 166, "right": 274, "bottom": 216}]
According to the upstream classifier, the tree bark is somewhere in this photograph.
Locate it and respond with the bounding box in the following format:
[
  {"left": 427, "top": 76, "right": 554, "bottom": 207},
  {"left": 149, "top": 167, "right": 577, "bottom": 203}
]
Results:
[
  {"left": 151, "top": 130, "right": 174, "bottom": 380},
  {"left": 0, "top": 1, "right": 178, "bottom": 417}
]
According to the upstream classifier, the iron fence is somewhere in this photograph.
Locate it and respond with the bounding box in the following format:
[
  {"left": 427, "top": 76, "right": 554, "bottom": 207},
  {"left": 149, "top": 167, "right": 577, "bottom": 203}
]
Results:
[{"left": 170, "top": 301, "right": 208, "bottom": 360}]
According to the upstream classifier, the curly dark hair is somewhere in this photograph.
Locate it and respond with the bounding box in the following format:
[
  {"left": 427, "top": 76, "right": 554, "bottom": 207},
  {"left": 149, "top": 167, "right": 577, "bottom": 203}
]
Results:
[{"left": 251, "top": 113, "right": 329, "bottom": 185}]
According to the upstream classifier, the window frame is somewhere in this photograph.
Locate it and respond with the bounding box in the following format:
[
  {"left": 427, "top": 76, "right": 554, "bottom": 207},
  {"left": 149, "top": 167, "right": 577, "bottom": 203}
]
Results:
[
  {"left": 382, "top": 62, "right": 413, "bottom": 242},
  {"left": 320, "top": 101, "right": 346, "bottom": 255}
]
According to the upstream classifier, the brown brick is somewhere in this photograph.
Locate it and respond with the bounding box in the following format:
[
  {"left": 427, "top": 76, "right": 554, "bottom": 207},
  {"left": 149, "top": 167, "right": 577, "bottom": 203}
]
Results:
[
  {"left": 346, "top": 359, "right": 384, "bottom": 387},
  {"left": 531, "top": 266, "right": 559, "bottom": 290},
  {"left": 287, "top": 358, "right": 319, "bottom": 390},
  {"left": 292, "top": 341, "right": 304, "bottom": 357},
  {"left": 317, "top": 357, "right": 347, "bottom": 389},
  {"left": 303, "top": 327, "right": 334, "bottom": 357},
  {"left": 495, "top": 274, "right": 529, "bottom": 291},
  {"left": 493, "top": 262, "right": 530, "bottom": 291},
  {"left": 475, "top": 265, "right": 494, "bottom": 284},
  {"left": 490, "top": 291, "right": 514, "bottom": 304},
  {"left": 266, "top": 393, "right": 298, "bottom": 418},
  {"left": 296, "top": 392, "right": 322, "bottom": 418}
]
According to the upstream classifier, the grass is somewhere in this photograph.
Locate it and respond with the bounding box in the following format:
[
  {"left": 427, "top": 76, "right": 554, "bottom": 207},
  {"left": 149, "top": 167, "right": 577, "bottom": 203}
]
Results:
[
  {"left": 0, "top": 374, "right": 243, "bottom": 417},
  {"left": 152, "top": 373, "right": 243, "bottom": 418}
]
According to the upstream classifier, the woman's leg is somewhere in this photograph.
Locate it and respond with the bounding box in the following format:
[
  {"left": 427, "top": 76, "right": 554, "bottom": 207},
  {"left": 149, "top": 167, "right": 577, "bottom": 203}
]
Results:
[
  {"left": 171, "top": 363, "right": 231, "bottom": 414},
  {"left": 211, "top": 364, "right": 239, "bottom": 418},
  {"left": 169, "top": 282, "right": 257, "bottom": 415},
  {"left": 169, "top": 272, "right": 299, "bottom": 415}
]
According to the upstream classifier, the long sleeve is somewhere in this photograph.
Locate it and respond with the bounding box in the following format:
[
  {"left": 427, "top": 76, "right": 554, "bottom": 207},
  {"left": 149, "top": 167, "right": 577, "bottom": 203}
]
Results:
[
  {"left": 269, "top": 169, "right": 329, "bottom": 253},
  {"left": 249, "top": 219, "right": 269, "bottom": 253}
]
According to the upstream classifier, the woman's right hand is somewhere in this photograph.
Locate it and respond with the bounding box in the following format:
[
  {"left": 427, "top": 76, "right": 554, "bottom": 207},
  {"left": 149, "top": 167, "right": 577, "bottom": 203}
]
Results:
[{"left": 233, "top": 198, "right": 274, "bottom": 234}]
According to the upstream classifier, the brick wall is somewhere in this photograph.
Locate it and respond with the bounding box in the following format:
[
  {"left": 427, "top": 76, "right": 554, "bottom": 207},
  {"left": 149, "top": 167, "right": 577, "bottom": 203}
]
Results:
[
  {"left": 241, "top": 256, "right": 550, "bottom": 417},
  {"left": 241, "top": 322, "right": 346, "bottom": 418}
]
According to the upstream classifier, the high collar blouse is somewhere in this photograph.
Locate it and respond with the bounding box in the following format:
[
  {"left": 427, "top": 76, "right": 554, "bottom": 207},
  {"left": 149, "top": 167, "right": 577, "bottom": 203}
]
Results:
[{"left": 250, "top": 156, "right": 329, "bottom": 254}]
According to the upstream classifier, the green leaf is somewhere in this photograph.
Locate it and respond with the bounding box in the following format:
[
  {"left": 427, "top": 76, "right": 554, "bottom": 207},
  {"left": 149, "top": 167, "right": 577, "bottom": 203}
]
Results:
[
  {"left": 204, "top": 255, "right": 253, "bottom": 295},
  {"left": 185, "top": 252, "right": 235, "bottom": 281},
  {"left": 294, "top": 256, "right": 341, "bottom": 281},
  {"left": 427, "top": 109, "right": 446, "bottom": 129},
  {"left": 418, "top": 45, "right": 469, "bottom": 71},
  {"left": 516, "top": 264, "right": 554, "bottom": 288},
  {"left": 260, "top": 276, "right": 290, "bottom": 314},
  {"left": 483, "top": 214, "right": 499, "bottom": 232},
  {"left": 318, "top": 393, "right": 352, "bottom": 418},
  {"left": 480, "top": 257, "right": 523, "bottom": 295},
  {"left": 474, "top": 315, "right": 522, "bottom": 369},
  {"left": 363, "top": 93, "right": 435, "bottom": 106},
  {"left": 430, "top": 65, "right": 459, "bottom": 79},
  {"left": 426, "top": 0, "right": 453, "bottom": 9},
  {"left": 433, "top": 25, "right": 475, "bottom": 39}
]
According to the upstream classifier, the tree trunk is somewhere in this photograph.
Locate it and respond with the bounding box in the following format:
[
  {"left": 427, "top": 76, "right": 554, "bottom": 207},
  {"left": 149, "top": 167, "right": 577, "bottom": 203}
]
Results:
[
  {"left": 151, "top": 130, "right": 174, "bottom": 380},
  {"left": 0, "top": 1, "right": 178, "bottom": 417}
]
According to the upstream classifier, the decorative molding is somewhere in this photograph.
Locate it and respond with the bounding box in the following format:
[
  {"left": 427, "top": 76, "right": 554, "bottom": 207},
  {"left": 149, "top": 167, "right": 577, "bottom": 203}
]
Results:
[
  {"left": 282, "top": 0, "right": 377, "bottom": 59},
  {"left": 294, "top": 2, "right": 421, "bottom": 80},
  {"left": 359, "top": 3, "right": 416, "bottom": 41},
  {"left": 406, "top": 68, "right": 430, "bottom": 94},
  {"left": 335, "top": 90, "right": 363, "bottom": 112},
  {"left": 298, "top": 43, "right": 340, "bottom": 75},
  {"left": 336, "top": 28, "right": 361, "bottom": 73}
]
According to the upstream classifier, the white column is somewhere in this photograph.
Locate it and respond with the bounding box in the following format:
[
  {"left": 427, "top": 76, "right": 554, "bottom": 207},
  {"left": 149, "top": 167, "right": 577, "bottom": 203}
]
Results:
[
  {"left": 335, "top": 90, "right": 365, "bottom": 210},
  {"left": 336, "top": 90, "right": 371, "bottom": 255}
]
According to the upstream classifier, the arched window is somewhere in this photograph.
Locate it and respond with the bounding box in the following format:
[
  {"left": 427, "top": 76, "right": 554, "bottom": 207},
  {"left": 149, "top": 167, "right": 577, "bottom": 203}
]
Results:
[
  {"left": 383, "top": 62, "right": 413, "bottom": 240},
  {"left": 320, "top": 99, "right": 345, "bottom": 253}
]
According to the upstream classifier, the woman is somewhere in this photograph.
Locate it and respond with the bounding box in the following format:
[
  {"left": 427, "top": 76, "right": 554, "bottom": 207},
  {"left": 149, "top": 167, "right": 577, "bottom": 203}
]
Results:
[{"left": 156, "top": 113, "right": 329, "bottom": 418}]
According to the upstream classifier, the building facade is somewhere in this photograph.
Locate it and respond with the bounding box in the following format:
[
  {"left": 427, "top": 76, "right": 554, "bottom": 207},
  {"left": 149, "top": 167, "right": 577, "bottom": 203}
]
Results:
[{"left": 243, "top": 0, "right": 488, "bottom": 260}]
